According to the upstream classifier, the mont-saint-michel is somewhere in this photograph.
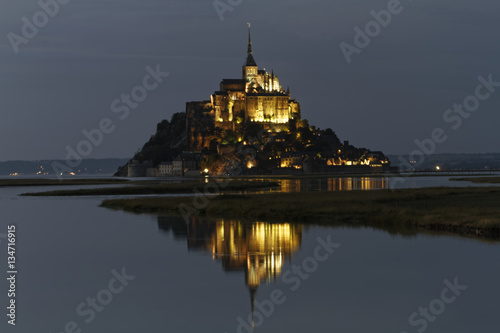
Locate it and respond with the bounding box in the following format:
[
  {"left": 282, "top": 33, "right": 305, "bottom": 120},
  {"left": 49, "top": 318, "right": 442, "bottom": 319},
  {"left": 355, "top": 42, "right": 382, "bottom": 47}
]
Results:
[
  {"left": 3, "top": 2, "right": 500, "bottom": 332},
  {"left": 115, "top": 26, "right": 391, "bottom": 177}
]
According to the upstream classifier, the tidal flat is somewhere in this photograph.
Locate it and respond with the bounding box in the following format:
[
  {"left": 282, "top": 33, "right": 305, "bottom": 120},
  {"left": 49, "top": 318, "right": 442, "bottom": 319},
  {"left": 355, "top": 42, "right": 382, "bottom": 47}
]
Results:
[
  {"left": 20, "top": 180, "right": 279, "bottom": 196},
  {"left": 0, "top": 178, "right": 131, "bottom": 187}
]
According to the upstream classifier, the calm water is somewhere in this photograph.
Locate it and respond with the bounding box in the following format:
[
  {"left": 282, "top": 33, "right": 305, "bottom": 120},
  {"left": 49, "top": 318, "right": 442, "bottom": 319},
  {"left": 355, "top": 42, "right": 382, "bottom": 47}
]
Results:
[{"left": 0, "top": 180, "right": 499, "bottom": 332}]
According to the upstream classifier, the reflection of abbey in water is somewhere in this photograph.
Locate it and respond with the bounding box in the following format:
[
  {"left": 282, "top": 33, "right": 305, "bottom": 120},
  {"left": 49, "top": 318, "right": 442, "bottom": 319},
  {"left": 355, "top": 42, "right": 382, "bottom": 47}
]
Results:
[
  {"left": 158, "top": 217, "right": 302, "bottom": 324},
  {"left": 278, "top": 177, "right": 390, "bottom": 192},
  {"left": 158, "top": 217, "right": 302, "bottom": 289}
]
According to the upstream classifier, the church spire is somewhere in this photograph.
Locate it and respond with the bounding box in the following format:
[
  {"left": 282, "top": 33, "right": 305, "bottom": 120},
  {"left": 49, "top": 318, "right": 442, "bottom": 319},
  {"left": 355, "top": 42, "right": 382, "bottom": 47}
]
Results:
[
  {"left": 244, "top": 23, "right": 257, "bottom": 67},
  {"left": 247, "top": 23, "right": 253, "bottom": 55}
]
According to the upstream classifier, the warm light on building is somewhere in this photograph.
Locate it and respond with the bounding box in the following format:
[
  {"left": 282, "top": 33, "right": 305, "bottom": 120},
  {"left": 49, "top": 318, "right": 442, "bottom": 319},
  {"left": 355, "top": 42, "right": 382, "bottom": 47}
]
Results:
[{"left": 189, "top": 25, "right": 300, "bottom": 134}]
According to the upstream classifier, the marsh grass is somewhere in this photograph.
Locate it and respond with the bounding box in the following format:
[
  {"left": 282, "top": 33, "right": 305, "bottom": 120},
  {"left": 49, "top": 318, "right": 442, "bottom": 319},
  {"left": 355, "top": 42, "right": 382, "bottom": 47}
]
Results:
[
  {"left": 450, "top": 177, "right": 500, "bottom": 184},
  {"left": 101, "top": 187, "right": 500, "bottom": 239}
]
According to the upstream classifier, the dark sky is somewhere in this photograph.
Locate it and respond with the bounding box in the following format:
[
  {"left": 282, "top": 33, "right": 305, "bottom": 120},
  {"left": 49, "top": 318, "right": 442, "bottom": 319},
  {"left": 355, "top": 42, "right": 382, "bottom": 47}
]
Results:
[{"left": 1, "top": 0, "right": 499, "bottom": 161}]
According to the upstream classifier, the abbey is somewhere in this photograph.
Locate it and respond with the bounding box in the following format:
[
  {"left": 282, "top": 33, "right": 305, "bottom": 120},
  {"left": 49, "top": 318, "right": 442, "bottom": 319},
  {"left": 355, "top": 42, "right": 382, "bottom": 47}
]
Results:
[
  {"left": 214, "top": 27, "right": 300, "bottom": 125},
  {"left": 116, "top": 26, "right": 392, "bottom": 177},
  {"left": 186, "top": 26, "right": 301, "bottom": 149}
]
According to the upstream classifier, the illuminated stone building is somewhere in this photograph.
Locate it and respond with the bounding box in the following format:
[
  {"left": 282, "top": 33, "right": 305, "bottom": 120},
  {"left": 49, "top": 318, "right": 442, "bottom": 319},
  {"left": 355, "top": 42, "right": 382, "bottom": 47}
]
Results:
[
  {"left": 186, "top": 25, "right": 301, "bottom": 149},
  {"left": 212, "top": 26, "right": 301, "bottom": 126}
]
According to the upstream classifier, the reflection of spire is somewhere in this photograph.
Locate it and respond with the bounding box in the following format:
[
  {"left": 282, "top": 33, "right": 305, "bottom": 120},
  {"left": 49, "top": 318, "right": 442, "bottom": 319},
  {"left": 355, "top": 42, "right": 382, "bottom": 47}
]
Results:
[
  {"left": 249, "top": 287, "right": 257, "bottom": 331},
  {"left": 157, "top": 217, "right": 302, "bottom": 329}
]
